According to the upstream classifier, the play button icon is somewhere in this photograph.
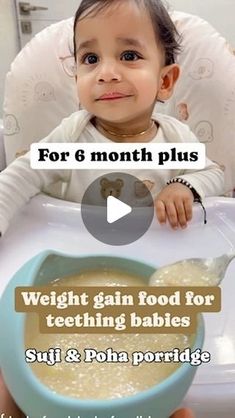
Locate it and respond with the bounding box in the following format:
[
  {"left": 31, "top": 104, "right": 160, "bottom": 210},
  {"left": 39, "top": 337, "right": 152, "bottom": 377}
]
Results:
[
  {"left": 107, "top": 196, "right": 132, "bottom": 224},
  {"left": 81, "top": 172, "right": 154, "bottom": 246}
]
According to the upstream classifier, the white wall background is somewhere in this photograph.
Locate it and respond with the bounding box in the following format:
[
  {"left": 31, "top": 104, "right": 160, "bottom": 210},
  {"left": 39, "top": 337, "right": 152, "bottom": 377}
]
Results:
[
  {"left": 168, "top": 0, "right": 235, "bottom": 44},
  {"left": 0, "top": 0, "right": 235, "bottom": 118}
]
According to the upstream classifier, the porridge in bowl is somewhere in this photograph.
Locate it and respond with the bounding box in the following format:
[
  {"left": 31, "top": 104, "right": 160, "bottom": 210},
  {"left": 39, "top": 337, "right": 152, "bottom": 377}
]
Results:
[{"left": 25, "top": 269, "right": 194, "bottom": 399}]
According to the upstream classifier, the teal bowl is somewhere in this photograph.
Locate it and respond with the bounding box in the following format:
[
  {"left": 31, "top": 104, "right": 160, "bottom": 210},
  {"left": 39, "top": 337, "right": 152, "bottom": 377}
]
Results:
[{"left": 0, "top": 250, "right": 204, "bottom": 418}]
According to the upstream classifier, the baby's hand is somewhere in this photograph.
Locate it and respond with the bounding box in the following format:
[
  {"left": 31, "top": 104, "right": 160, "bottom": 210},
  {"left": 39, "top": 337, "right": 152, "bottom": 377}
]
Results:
[{"left": 155, "top": 183, "right": 194, "bottom": 229}]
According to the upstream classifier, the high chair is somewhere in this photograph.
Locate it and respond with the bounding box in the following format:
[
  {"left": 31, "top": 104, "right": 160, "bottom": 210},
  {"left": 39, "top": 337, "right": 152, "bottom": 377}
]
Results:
[
  {"left": 0, "top": 12, "right": 235, "bottom": 418},
  {"left": 0, "top": 118, "right": 5, "bottom": 170},
  {"left": 2, "top": 11, "right": 235, "bottom": 194}
]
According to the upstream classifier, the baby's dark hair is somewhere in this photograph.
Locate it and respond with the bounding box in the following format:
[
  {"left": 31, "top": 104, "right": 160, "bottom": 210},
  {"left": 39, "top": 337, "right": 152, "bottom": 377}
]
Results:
[{"left": 73, "top": 0, "right": 181, "bottom": 65}]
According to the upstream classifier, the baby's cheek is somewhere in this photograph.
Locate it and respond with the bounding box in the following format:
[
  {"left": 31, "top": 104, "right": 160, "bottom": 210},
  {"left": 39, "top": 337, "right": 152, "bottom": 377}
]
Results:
[
  {"left": 138, "top": 81, "right": 157, "bottom": 104},
  {"left": 140, "top": 73, "right": 158, "bottom": 99},
  {"left": 77, "top": 83, "right": 92, "bottom": 107}
]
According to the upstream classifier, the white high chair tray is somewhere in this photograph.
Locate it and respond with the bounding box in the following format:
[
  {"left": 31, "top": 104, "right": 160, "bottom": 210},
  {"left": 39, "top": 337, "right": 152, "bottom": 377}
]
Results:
[{"left": 0, "top": 195, "right": 235, "bottom": 418}]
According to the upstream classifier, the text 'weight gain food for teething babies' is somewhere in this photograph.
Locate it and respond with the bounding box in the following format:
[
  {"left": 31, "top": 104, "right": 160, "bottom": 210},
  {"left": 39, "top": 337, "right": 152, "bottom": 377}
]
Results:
[{"left": 25, "top": 270, "right": 193, "bottom": 399}]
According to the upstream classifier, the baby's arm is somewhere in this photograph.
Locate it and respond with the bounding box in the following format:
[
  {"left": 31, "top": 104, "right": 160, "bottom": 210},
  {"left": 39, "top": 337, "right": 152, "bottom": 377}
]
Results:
[
  {"left": 156, "top": 160, "right": 224, "bottom": 229},
  {"left": 155, "top": 124, "right": 224, "bottom": 229},
  {"left": 0, "top": 117, "right": 75, "bottom": 236},
  {"left": 155, "top": 182, "right": 194, "bottom": 229},
  {"left": 174, "top": 157, "right": 225, "bottom": 199},
  {"left": 0, "top": 152, "right": 69, "bottom": 236}
]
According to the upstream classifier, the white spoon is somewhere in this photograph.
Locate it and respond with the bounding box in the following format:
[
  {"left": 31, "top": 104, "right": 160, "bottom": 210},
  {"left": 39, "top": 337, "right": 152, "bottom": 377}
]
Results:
[{"left": 149, "top": 250, "right": 235, "bottom": 287}]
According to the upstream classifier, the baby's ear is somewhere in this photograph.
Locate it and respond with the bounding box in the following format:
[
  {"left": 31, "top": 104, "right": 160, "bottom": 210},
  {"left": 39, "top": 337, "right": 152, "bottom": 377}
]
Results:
[
  {"left": 116, "top": 179, "right": 124, "bottom": 189},
  {"left": 157, "top": 64, "right": 180, "bottom": 101},
  {"left": 100, "top": 178, "right": 109, "bottom": 187}
]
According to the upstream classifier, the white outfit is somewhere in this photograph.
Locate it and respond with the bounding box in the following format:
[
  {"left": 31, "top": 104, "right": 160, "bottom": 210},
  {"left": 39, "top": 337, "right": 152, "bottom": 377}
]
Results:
[{"left": 0, "top": 110, "right": 224, "bottom": 235}]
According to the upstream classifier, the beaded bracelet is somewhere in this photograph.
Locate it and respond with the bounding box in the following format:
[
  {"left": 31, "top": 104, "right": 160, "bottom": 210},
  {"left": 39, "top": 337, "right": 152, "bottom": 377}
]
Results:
[{"left": 166, "top": 177, "right": 207, "bottom": 224}]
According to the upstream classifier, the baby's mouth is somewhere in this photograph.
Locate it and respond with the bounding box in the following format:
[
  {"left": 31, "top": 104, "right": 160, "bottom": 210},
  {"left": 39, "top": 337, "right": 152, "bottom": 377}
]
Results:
[{"left": 97, "top": 92, "right": 132, "bottom": 101}]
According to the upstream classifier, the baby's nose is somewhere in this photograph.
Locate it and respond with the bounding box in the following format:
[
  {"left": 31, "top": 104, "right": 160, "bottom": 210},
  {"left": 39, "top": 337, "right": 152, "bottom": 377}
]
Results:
[{"left": 97, "top": 61, "right": 121, "bottom": 83}]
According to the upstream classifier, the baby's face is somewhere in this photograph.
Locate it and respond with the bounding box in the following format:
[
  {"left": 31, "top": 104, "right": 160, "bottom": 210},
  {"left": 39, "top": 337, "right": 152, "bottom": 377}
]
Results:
[{"left": 74, "top": 1, "right": 166, "bottom": 125}]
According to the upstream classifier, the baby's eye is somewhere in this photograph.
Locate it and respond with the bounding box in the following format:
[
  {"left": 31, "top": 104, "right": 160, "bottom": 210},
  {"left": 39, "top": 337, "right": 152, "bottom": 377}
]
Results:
[
  {"left": 82, "top": 54, "right": 99, "bottom": 65},
  {"left": 121, "top": 51, "right": 142, "bottom": 61}
]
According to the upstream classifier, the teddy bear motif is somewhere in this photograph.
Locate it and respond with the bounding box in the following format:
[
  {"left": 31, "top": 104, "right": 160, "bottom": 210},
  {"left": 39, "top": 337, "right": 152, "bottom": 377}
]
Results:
[
  {"left": 189, "top": 58, "right": 214, "bottom": 80},
  {"left": 15, "top": 149, "right": 28, "bottom": 158},
  {"left": 224, "top": 86, "right": 235, "bottom": 116},
  {"left": 176, "top": 103, "right": 189, "bottom": 121},
  {"left": 34, "top": 81, "right": 55, "bottom": 102},
  {"left": 100, "top": 177, "right": 124, "bottom": 199},
  {"left": 195, "top": 120, "right": 214, "bottom": 143},
  {"left": 226, "top": 42, "right": 235, "bottom": 56},
  {"left": 59, "top": 55, "right": 76, "bottom": 77},
  {"left": 4, "top": 114, "right": 20, "bottom": 136}
]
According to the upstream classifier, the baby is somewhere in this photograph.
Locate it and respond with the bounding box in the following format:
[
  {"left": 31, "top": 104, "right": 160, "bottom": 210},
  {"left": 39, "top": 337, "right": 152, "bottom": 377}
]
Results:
[
  {"left": 0, "top": 0, "right": 224, "bottom": 236},
  {"left": 0, "top": 0, "right": 224, "bottom": 414}
]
